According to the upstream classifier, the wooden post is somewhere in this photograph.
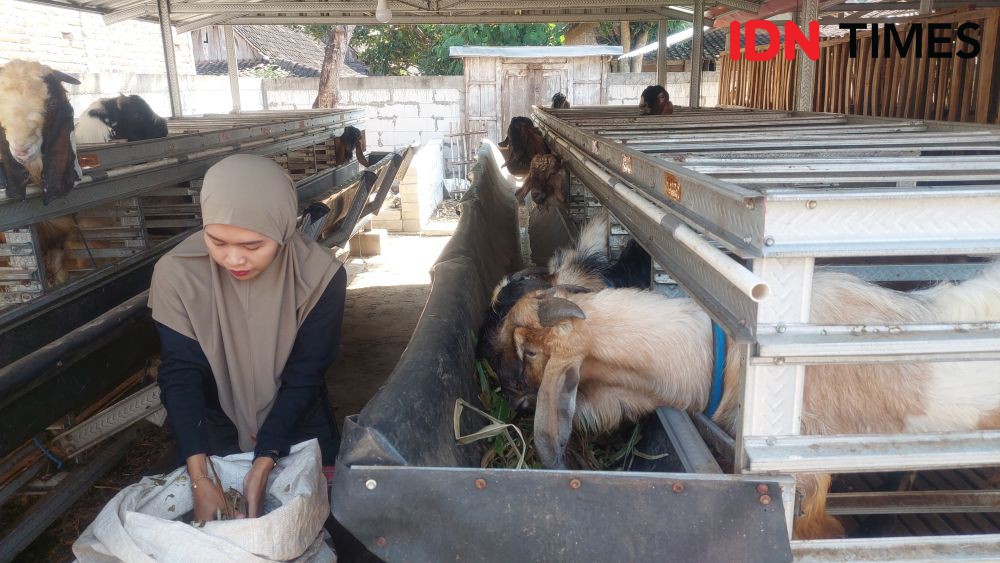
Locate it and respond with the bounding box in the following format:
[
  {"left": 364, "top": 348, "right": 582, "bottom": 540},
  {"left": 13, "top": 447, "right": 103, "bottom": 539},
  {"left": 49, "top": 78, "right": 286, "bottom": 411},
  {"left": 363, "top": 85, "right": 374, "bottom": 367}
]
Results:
[{"left": 224, "top": 25, "right": 241, "bottom": 113}]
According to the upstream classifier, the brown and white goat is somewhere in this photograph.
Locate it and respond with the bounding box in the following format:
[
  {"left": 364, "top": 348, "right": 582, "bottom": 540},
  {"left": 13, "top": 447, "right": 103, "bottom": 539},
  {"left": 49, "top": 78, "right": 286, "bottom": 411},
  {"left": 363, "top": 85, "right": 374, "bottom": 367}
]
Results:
[
  {"left": 513, "top": 154, "right": 568, "bottom": 208},
  {"left": 0, "top": 59, "right": 82, "bottom": 203},
  {"left": 639, "top": 85, "right": 674, "bottom": 116},
  {"left": 506, "top": 264, "right": 1000, "bottom": 539}
]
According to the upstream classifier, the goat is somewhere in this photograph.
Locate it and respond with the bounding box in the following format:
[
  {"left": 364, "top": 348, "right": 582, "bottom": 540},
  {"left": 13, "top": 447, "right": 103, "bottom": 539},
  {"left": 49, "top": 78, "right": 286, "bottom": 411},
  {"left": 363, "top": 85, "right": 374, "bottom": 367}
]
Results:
[
  {"left": 513, "top": 154, "right": 568, "bottom": 208},
  {"left": 505, "top": 263, "right": 1000, "bottom": 539},
  {"left": 0, "top": 59, "right": 82, "bottom": 202},
  {"left": 639, "top": 85, "right": 673, "bottom": 116},
  {"left": 551, "top": 92, "right": 570, "bottom": 109},
  {"left": 334, "top": 126, "right": 368, "bottom": 167},
  {"left": 498, "top": 116, "right": 549, "bottom": 176},
  {"left": 75, "top": 94, "right": 168, "bottom": 144},
  {"left": 480, "top": 211, "right": 651, "bottom": 409}
]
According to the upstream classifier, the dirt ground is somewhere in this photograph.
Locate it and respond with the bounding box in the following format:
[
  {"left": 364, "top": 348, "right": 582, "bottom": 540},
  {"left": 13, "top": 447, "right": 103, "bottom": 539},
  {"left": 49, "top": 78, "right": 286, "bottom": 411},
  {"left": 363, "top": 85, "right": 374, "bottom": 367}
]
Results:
[
  {"left": 328, "top": 234, "right": 451, "bottom": 426},
  {"left": 13, "top": 232, "right": 450, "bottom": 563}
]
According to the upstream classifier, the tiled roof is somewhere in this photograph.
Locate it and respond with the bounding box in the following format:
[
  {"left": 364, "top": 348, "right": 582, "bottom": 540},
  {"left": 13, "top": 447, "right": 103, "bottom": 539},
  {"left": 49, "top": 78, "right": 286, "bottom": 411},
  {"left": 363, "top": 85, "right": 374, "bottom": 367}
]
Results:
[{"left": 195, "top": 25, "right": 368, "bottom": 77}]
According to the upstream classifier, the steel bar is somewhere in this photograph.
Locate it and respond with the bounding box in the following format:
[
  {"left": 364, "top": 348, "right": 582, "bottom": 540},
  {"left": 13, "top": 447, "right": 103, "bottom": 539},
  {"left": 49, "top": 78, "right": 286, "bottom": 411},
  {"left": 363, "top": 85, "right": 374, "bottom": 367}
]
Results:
[
  {"left": 226, "top": 12, "right": 667, "bottom": 24},
  {"left": 690, "top": 0, "right": 705, "bottom": 108},
  {"left": 175, "top": 14, "right": 237, "bottom": 33},
  {"left": 826, "top": 490, "right": 1000, "bottom": 516},
  {"left": 792, "top": 534, "right": 1000, "bottom": 561},
  {"left": 657, "top": 19, "right": 668, "bottom": 87},
  {"left": 156, "top": 0, "right": 182, "bottom": 118},
  {"left": 795, "top": 0, "right": 819, "bottom": 112},
  {"left": 224, "top": 25, "right": 241, "bottom": 113},
  {"left": 168, "top": 0, "right": 676, "bottom": 11},
  {"left": 0, "top": 122, "right": 356, "bottom": 231},
  {"left": 743, "top": 430, "right": 1000, "bottom": 474},
  {"left": 754, "top": 322, "right": 1000, "bottom": 364},
  {"left": 0, "top": 430, "right": 139, "bottom": 562},
  {"left": 656, "top": 407, "right": 723, "bottom": 474}
]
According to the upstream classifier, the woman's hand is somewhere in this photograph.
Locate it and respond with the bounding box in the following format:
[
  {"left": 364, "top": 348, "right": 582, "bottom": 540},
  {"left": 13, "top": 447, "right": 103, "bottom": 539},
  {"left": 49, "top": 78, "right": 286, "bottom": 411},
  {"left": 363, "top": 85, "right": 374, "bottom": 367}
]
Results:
[
  {"left": 187, "top": 453, "right": 226, "bottom": 522},
  {"left": 192, "top": 476, "right": 227, "bottom": 522},
  {"left": 242, "top": 457, "right": 275, "bottom": 518}
]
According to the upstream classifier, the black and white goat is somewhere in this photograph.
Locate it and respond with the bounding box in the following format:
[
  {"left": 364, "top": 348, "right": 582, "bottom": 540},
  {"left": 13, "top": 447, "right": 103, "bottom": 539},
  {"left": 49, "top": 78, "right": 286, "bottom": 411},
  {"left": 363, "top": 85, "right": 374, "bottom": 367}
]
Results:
[
  {"left": 479, "top": 211, "right": 652, "bottom": 407},
  {"left": 0, "top": 59, "right": 82, "bottom": 202},
  {"left": 74, "top": 94, "right": 168, "bottom": 145}
]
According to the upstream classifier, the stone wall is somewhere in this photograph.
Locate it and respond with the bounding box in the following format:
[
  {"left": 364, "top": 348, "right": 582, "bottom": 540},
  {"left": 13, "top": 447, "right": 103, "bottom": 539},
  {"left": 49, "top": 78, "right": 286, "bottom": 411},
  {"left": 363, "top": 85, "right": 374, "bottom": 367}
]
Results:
[
  {"left": 607, "top": 71, "right": 721, "bottom": 108},
  {"left": 0, "top": 0, "right": 196, "bottom": 75}
]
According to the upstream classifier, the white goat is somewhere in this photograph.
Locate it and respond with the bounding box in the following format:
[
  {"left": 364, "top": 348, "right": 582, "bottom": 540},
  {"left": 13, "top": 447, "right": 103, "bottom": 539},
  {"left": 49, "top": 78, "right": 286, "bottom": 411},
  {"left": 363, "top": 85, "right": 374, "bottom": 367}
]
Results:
[{"left": 507, "top": 262, "right": 1000, "bottom": 539}]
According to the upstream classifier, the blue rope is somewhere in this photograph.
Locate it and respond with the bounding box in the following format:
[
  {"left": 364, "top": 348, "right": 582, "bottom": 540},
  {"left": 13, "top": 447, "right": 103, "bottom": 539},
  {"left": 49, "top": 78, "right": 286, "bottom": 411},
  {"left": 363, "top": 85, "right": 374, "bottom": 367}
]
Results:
[
  {"left": 704, "top": 322, "right": 727, "bottom": 418},
  {"left": 33, "top": 437, "right": 64, "bottom": 471}
]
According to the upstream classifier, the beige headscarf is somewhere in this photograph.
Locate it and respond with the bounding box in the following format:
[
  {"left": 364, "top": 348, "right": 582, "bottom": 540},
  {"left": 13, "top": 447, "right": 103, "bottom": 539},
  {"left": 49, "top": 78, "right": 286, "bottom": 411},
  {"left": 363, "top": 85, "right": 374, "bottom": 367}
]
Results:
[{"left": 149, "top": 154, "right": 342, "bottom": 452}]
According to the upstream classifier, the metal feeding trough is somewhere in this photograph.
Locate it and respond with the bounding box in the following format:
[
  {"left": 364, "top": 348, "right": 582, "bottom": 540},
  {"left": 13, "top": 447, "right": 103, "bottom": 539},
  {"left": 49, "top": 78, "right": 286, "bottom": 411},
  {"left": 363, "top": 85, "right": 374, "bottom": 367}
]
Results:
[{"left": 331, "top": 143, "right": 793, "bottom": 562}]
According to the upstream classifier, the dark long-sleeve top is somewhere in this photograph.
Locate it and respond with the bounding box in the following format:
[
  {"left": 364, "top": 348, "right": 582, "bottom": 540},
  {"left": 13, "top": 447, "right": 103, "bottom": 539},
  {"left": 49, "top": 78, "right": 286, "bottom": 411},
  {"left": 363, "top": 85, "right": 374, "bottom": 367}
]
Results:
[{"left": 156, "top": 269, "right": 345, "bottom": 461}]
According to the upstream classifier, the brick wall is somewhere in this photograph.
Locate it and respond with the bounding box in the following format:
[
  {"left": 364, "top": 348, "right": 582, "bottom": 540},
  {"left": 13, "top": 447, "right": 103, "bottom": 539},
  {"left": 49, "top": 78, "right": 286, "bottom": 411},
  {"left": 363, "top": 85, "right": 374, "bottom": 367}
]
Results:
[
  {"left": 0, "top": 0, "right": 196, "bottom": 75},
  {"left": 607, "top": 71, "right": 721, "bottom": 108},
  {"left": 263, "top": 76, "right": 465, "bottom": 151}
]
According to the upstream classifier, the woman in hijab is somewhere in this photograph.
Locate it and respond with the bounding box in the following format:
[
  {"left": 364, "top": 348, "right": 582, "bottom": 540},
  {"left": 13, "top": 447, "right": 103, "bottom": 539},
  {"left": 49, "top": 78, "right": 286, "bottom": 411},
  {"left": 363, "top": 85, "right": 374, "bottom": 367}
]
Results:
[{"left": 149, "top": 154, "right": 346, "bottom": 521}]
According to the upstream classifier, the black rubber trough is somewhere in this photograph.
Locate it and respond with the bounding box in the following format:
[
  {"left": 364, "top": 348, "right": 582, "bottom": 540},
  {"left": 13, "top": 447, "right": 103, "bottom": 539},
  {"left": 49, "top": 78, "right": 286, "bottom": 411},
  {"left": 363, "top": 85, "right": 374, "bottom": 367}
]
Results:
[{"left": 332, "top": 145, "right": 793, "bottom": 562}]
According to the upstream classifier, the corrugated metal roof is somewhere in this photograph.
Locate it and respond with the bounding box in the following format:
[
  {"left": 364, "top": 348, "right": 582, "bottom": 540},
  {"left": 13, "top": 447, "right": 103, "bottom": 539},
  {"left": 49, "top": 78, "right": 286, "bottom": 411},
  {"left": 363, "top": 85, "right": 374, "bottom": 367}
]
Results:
[
  {"left": 24, "top": 0, "right": 733, "bottom": 29},
  {"left": 450, "top": 45, "right": 623, "bottom": 58}
]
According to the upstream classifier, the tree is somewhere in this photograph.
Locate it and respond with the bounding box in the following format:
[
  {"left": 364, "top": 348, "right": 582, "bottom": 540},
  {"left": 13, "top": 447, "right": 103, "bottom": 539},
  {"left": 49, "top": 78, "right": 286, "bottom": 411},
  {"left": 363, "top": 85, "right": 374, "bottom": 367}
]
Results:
[
  {"left": 312, "top": 25, "right": 355, "bottom": 108},
  {"left": 350, "top": 24, "right": 567, "bottom": 76},
  {"left": 596, "top": 21, "right": 691, "bottom": 72}
]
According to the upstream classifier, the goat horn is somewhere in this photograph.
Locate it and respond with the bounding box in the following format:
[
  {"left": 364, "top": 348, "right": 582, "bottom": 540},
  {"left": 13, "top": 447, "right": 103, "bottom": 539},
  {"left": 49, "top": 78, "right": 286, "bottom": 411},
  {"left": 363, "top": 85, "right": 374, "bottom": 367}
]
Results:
[
  {"left": 50, "top": 71, "right": 80, "bottom": 85},
  {"left": 538, "top": 297, "right": 586, "bottom": 327}
]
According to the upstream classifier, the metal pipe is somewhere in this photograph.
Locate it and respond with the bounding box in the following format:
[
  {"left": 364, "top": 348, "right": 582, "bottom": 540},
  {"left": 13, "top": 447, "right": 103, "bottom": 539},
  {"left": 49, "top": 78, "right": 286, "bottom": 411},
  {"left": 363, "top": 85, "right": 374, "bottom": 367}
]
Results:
[
  {"left": 566, "top": 142, "right": 770, "bottom": 302},
  {"left": 156, "top": 0, "right": 183, "bottom": 117},
  {"left": 656, "top": 19, "right": 668, "bottom": 87},
  {"left": 224, "top": 25, "right": 241, "bottom": 113},
  {"left": 690, "top": 0, "right": 704, "bottom": 108},
  {"left": 169, "top": 0, "right": 675, "bottom": 11}
]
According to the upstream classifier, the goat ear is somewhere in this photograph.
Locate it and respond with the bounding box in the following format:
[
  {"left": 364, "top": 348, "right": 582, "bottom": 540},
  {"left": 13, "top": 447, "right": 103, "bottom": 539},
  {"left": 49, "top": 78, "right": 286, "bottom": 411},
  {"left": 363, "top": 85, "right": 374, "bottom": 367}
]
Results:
[
  {"left": 534, "top": 361, "right": 581, "bottom": 469},
  {"left": 537, "top": 296, "right": 586, "bottom": 327},
  {"left": 0, "top": 126, "right": 29, "bottom": 200},
  {"left": 39, "top": 87, "right": 80, "bottom": 203}
]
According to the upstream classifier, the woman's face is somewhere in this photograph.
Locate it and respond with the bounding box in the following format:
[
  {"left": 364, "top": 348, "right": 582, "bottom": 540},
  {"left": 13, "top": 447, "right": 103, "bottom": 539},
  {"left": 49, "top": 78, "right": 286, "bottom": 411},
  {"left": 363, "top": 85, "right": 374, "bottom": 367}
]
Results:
[{"left": 204, "top": 224, "right": 280, "bottom": 281}]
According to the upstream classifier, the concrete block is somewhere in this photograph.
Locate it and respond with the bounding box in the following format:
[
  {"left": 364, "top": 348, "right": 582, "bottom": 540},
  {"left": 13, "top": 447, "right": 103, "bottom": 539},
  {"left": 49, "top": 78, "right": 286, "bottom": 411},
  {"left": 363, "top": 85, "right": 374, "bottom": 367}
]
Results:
[
  {"left": 402, "top": 219, "right": 421, "bottom": 233},
  {"left": 377, "top": 208, "right": 402, "bottom": 221},
  {"left": 418, "top": 103, "right": 458, "bottom": 118},
  {"left": 401, "top": 201, "right": 420, "bottom": 219},
  {"left": 350, "top": 89, "right": 392, "bottom": 104},
  {"left": 371, "top": 219, "right": 402, "bottom": 232},
  {"left": 391, "top": 89, "right": 434, "bottom": 103},
  {"left": 376, "top": 103, "right": 419, "bottom": 118},
  {"left": 433, "top": 89, "right": 462, "bottom": 103},
  {"left": 394, "top": 117, "right": 438, "bottom": 133},
  {"left": 349, "top": 228, "right": 388, "bottom": 257}
]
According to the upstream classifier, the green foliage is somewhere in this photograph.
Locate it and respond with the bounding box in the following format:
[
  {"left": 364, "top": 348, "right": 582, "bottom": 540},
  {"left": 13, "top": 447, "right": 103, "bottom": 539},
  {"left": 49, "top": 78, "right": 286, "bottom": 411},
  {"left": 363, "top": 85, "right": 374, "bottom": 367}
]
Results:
[
  {"left": 596, "top": 20, "right": 692, "bottom": 50},
  {"left": 350, "top": 24, "right": 568, "bottom": 76}
]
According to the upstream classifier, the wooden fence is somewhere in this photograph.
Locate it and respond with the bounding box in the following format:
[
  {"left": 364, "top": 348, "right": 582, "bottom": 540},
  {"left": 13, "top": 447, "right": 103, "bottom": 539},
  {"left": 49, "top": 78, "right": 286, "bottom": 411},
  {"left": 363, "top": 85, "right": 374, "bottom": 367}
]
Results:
[{"left": 719, "top": 9, "right": 1000, "bottom": 124}]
